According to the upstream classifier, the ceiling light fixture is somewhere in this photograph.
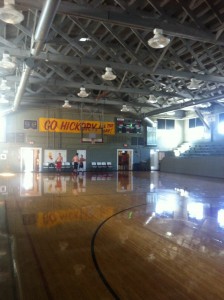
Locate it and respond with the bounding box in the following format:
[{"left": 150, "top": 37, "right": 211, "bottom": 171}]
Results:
[
  {"left": 197, "top": 102, "right": 211, "bottom": 108},
  {"left": 0, "top": 95, "right": 9, "bottom": 104},
  {"left": 147, "top": 95, "right": 157, "bottom": 103},
  {"left": 77, "top": 87, "right": 89, "bottom": 98},
  {"left": 0, "top": 53, "right": 16, "bottom": 70},
  {"left": 187, "top": 78, "right": 201, "bottom": 90},
  {"left": 102, "top": 67, "right": 116, "bottom": 81},
  {"left": 0, "top": 0, "right": 24, "bottom": 24},
  {"left": 62, "top": 100, "right": 71, "bottom": 108},
  {"left": 121, "top": 104, "right": 129, "bottom": 112},
  {"left": 148, "top": 28, "right": 170, "bottom": 49},
  {"left": 79, "top": 37, "right": 91, "bottom": 42},
  {"left": 166, "top": 111, "right": 175, "bottom": 115},
  {"left": 0, "top": 79, "right": 10, "bottom": 90}
]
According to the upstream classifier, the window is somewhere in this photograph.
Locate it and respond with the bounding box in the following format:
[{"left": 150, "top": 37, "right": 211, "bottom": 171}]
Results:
[
  {"left": 196, "top": 118, "right": 203, "bottom": 127},
  {"left": 131, "top": 137, "right": 145, "bottom": 145},
  {"left": 219, "top": 113, "right": 224, "bottom": 122},
  {"left": 146, "top": 127, "right": 157, "bottom": 146},
  {"left": 189, "top": 118, "right": 203, "bottom": 128},
  {"left": 166, "top": 119, "right": 175, "bottom": 129},
  {"left": 189, "top": 118, "right": 195, "bottom": 128},
  {"left": 188, "top": 118, "right": 205, "bottom": 141},
  {"left": 157, "top": 119, "right": 174, "bottom": 129},
  {"left": 218, "top": 113, "right": 224, "bottom": 134}
]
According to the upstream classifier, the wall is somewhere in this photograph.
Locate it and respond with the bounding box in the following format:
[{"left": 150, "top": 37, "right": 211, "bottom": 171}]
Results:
[
  {"left": 183, "top": 117, "right": 211, "bottom": 143},
  {"left": 0, "top": 107, "right": 151, "bottom": 172},
  {"left": 5, "top": 107, "right": 224, "bottom": 175},
  {"left": 156, "top": 119, "right": 184, "bottom": 151},
  {"left": 160, "top": 156, "right": 224, "bottom": 178},
  {"left": 160, "top": 111, "right": 224, "bottom": 178},
  {"left": 183, "top": 109, "right": 224, "bottom": 144}
]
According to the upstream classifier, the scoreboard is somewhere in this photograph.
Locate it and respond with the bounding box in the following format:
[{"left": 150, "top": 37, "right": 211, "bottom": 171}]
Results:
[{"left": 116, "top": 118, "right": 142, "bottom": 134}]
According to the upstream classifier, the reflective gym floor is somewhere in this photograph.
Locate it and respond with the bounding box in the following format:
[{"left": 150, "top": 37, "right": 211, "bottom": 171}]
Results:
[{"left": 1, "top": 171, "right": 224, "bottom": 300}]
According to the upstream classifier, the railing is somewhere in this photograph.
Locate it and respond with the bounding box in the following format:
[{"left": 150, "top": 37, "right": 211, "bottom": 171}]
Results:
[{"left": 178, "top": 143, "right": 224, "bottom": 157}]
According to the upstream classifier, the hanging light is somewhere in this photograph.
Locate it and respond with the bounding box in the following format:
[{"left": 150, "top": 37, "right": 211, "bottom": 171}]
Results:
[
  {"left": 0, "top": 0, "right": 24, "bottom": 24},
  {"left": 166, "top": 111, "right": 175, "bottom": 115},
  {"left": 77, "top": 87, "right": 89, "bottom": 98},
  {"left": 79, "top": 37, "right": 91, "bottom": 42},
  {"left": 0, "top": 53, "right": 16, "bottom": 70},
  {"left": 0, "top": 95, "right": 9, "bottom": 104},
  {"left": 102, "top": 67, "right": 116, "bottom": 81},
  {"left": 0, "top": 79, "right": 10, "bottom": 91},
  {"left": 148, "top": 28, "right": 170, "bottom": 49},
  {"left": 187, "top": 78, "right": 201, "bottom": 90},
  {"left": 121, "top": 104, "right": 129, "bottom": 112},
  {"left": 62, "top": 100, "right": 71, "bottom": 108},
  {"left": 147, "top": 95, "right": 157, "bottom": 103},
  {"left": 197, "top": 102, "right": 211, "bottom": 108}
]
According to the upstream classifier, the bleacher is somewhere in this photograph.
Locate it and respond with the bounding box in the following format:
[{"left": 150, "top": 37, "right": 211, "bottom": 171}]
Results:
[{"left": 176, "top": 143, "right": 224, "bottom": 157}]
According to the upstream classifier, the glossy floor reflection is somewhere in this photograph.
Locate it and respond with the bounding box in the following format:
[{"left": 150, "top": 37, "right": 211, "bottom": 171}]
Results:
[{"left": 1, "top": 171, "right": 224, "bottom": 299}]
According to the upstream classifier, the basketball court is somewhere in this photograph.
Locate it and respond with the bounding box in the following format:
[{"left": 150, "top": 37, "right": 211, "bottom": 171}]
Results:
[{"left": 1, "top": 171, "right": 224, "bottom": 299}]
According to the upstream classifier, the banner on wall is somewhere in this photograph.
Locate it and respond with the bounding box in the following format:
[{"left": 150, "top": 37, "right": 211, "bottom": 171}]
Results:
[{"left": 39, "top": 118, "right": 115, "bottom": 135}]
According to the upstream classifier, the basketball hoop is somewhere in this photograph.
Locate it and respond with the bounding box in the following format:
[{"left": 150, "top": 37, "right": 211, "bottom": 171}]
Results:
[{"left": 81, "top": 129, "right": 103, "bottom": 144}]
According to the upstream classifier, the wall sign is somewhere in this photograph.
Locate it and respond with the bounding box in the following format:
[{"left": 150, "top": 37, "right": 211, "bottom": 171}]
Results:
[
  {"left": 39, "top": 118, "right": 115, "bottom": 135},
  {"left": 24, "top": 120, "right": 38, "bottom": 130}
]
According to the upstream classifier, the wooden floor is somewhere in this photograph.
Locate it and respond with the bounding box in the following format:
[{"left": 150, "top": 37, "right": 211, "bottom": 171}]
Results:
[{"left": 1, "top": 170, "right": 224, "bottom": 300}]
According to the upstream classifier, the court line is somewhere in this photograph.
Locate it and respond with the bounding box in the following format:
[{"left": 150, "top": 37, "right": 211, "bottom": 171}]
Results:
[
  {"left": 4, "top": 199, "right": 20, "bottom": 300},
  {"left": 91, "top": 203, "right": 146, "bottom": 300},
  {"left": 15, "top": 199, "right": 54, "bottom": 300}
]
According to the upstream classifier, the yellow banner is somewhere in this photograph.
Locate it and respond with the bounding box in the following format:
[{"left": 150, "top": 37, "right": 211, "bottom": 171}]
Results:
[{"left": 39, "top": 118, "right": 115, "bottom": 135}]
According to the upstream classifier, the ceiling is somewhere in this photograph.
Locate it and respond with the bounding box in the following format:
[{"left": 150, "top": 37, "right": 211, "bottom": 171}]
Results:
[{"left": 1, "top": 0, "right": 224, "bottom": 121}]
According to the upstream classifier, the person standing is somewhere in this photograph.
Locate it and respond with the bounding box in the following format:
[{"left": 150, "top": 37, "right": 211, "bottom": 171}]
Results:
[
  {"left": 72, "top": 153, "right": 79, "bottom": 174},
  {"left": 79, "top": 154, "right": 86, "bottom": 173},
  {"left": 55, "top": 153, "right": 63, "bottom": 173}
]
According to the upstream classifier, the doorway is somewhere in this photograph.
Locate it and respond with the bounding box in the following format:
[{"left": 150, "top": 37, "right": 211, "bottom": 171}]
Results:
[
  {"left": 77, "top": 150, "right": 87, "bottom": 171},
  {"left": 117, "top": 149, "right": 133, "bottom": 171},
  {"left": 150, "top": 149, "right": 159, "bottom": 171},
  {"left": 20, "top": 147, "right": 42, "bottom": 172}
]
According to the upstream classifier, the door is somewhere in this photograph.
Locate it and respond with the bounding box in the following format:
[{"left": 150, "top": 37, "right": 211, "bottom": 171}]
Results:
[
  {"left": 20, "top": 147, "right": 42, "bottom": 172},
  {"left": 117, "top": 149, "right": 133, "bottom": 171},
  {"left": 150, "top": 149, "right": 159, "bottom": 170},
  {"left": 77, "top": 150, "right": 87, "bottom": 171}
]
